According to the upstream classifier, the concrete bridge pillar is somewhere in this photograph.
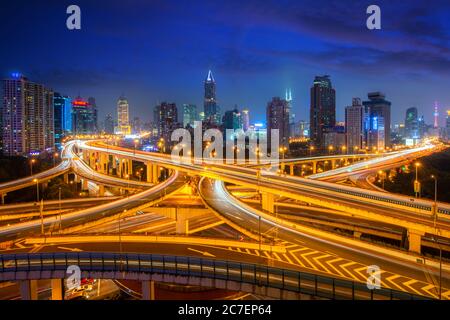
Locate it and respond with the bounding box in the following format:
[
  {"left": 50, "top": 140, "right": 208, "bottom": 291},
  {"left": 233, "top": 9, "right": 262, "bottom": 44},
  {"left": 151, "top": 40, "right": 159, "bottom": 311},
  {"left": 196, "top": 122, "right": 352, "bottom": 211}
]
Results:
[
  {"left": 98, "top": 185, "right": 105, "bottom": 197},
  {"left": 128, "top": 159, "right": 133, "bottom": 176},
  {"left": 312, "top": 161, "right": 317, "bottom": 174},
  {"left": 146, "top": 162, "right": 153, "bottom": 183},
  {"left": 19, "top": 280, "right": 38, "bottom": 300},
  {"left": 51, "top": 279, "right": 64, "bottom": 300},
  {"left": 261, "top": 192, "right": 275, "bottom": 213},
  {"left": 142, "top": 280, "right": 155, "bottom": 300},
  {"left": 82, "top": 179, "right": 88, "bottom": 191},
  {"left": 407, "top": 229, "right": 424, "bottom": 254},
  {"left": 331, "top": 159, "right": 336, "bottom": 170},
  {"left": 1, "top": 193, "right": 5, "bottom": 205},
  {"left": 289, "top": 165, "right": 294, "bottom": 176},
  {"left": 152, "top": 165, "right": 159, "bottom": 184},
  {"left": 63, "top": 173, "right": 69, "bottom": 184}
]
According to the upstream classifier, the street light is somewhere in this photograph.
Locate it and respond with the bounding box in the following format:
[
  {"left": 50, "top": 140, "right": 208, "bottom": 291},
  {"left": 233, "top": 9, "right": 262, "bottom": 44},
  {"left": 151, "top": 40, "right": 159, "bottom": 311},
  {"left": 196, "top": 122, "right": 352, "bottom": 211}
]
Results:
[
  {"left": 30, "top": 158, "right": 36, "bottom": 176},
  {"left": 414, "top": 162, "right": 421, "bottom": 198},
  {"left": 53, "top": 152, "right": 59, "bottom": 167},
  {"left": 33, "top": 178, "right": 39, "bottom": 202},
  {"left": 134, "top": 139, "right": 139, "bottom": 155},
  {"left": 309, "top": 146, "right": 315, "bottom": 157},
  {"left": 328, "top": 145, "right": 334, "bottom": 155}
]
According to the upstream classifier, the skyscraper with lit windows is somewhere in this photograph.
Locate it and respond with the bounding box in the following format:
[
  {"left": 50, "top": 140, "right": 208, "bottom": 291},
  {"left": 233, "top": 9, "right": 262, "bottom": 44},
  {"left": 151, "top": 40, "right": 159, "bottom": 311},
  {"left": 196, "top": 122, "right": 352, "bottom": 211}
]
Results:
[
  {"left": 2, "top": 73, "right": 54, "bottom": 156},
  {"left": 204, "top": 70, "right": 220, "bottom": 124}
]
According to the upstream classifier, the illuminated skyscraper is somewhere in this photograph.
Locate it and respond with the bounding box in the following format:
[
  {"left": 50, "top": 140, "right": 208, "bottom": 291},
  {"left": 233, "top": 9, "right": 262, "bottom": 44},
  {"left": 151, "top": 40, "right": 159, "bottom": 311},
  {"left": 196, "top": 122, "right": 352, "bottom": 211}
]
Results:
[
  {"left": 242, "top": 109, "right": 250, "bottom": 131},
  {"left": 345, "top": 98, "right": 366, "bottom": 152},
  {"left": 2, "top": 73, "right": 54, "bottom": 156},
  {"left": 310, "top": 76, "right": 336, "bottom": 148},
  {"left": 53, "top": 93, "right": 72, "bottom": 149},
  {"left": 223, "top": 107, "right": 242, "bottom": 130},
  {"left": 154, "top": 102, "right": 180, "bottom": 146},
  {"left": 116, "top": 96, "right": 131, "bottom": 135},
  {"left": 363, "top": 92, "right": 391, "bottom": 148},
  {"left": 267, "top": 97, "right": 290, "bottom": 151},
  {"left": 72, "top": 97, "right": 97, "bottom": 135},
  {"left": 405, "top": 107, "right": 419, "bottom": 139},
  {"left": 183, "top": 104, "right": 198, "bottom": 127},
  {"left": 204, "top": 70, "right": 220, "bottom": 124}
]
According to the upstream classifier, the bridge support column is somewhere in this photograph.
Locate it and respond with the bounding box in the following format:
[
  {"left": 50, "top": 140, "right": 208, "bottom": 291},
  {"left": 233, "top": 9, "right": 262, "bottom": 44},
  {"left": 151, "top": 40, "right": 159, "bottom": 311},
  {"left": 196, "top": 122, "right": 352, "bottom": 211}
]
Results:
[
  {"left": 312, "top": 161, "right": 317, "bottom": 174},
  {"left": 152, "top": 165, "right": 159, "bottom": 184},
  {"left": 19, "top": 280, "right": 38, "bottom": 300},
  {"left": 63, "top": 173, "right": 69, "bottom": 184},
  {"left": 176, "top": 213, "right": 189, "bottom": 235},
  {"left": 331, "top": 159, "right": 336, "bottom": 169},
  {"left": 1, "top": 193, "right": 5, "bottom": 205},
  {"left": 407, "top": 230, "right": 424, "bottom": 254},
  {"left": 289, "top": 165, "right": 294, "bottom": 176},
  {"left": 98, "top": 185, "right": 105, "bottom": 197},
  {"left": 128, "top": 159, "right": 133, "bottom": 176},
  {"left": 51, "top": 279, "right": 64, "bottom": 300},
  {"left": 82, "top": 179, "right": 88, "bottom": 191},
  {"left": 146, "top": 163, "right": 153, "bottom": 183},
  {"left": 142, "top": 280, "right": 155, "bottom": 300},
  {"left": 261, "top": 192, "right": 275, "bottom": 213}
]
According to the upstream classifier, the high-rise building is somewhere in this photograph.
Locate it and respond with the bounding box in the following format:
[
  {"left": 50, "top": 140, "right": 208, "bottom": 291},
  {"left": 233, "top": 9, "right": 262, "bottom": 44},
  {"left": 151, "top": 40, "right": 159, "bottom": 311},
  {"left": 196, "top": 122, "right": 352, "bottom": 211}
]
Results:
[
  {"left": 154, "top": 102, "right": 180, "bottom": 146},
  {"left": 345, "top": 98, "right": 366, "bottom": 153},
  {"left": 267, "top": 97, "right": 290, "bottom": 151},
  {"left": 241, "top": 109, "right": 250, "bottom": 131},
  {"left": 116, "top": 96, "right": 131, "bottom": 135},
  {"left": 310, "top": 75, "right": 336, "bottom": 148},
  {"left": 131, "top": 117, "right": 142, "bottom": 134},
  {"left": 223, "top": 107, "right": 242, "bottom": 131},
  {"left": 53, "top": 93, "right": 72, "bottom": 149},
  {"left": 363, "top": 92, "right": 391, "bottom": 148},
  {"left": 104, "top": 114, "right": 115, "bottom": 134},
  {"left": 405, "top": 107, "right": 419, "bottom": 139},
  {"left": 183, "top": 104, "right": 198, "bottom": 127},
  {"left": 367, "top": 115, "right": 385, "bottom": 150},
  {"left": 72, "top": 97, "right": 98, "bottom": 135},
  {"left": 204, "top": 70, "right": 220, "bottom": 124},
  {"left": 87, "top": 97, "right": 98, "bottom": 133},
  {"left": 2, "top": 73, "right": 54, "bottom": 156},
  {"left": 446, "top": 111, "right": 450, "bottom": 141}
]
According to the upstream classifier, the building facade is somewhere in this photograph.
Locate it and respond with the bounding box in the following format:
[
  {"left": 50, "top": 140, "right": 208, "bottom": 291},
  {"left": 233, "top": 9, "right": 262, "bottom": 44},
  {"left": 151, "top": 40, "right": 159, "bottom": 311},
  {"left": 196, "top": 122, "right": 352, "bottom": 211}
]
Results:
[
  {"left": 154, "top": 102, "right": 180, "bottom": 147},
  {"left": 204, "top": 70, "right": 220, "bottom": 124},
  {"left": 183, "top": 104, "right": 198, "bottom": 128},
  {"left": 310, "top": 75, "right": 336, "bottom": 149},
  {"left": 71, "top": 97, "right": 98, "bottom": 135},
  {"left": 116, "top": 96, "right": 131, "bottom": 135},
  {"left": 363, "top": 92, "right": 391, "bottom": 148},
  {"left": 267, "top": 97, "right": 290, "bottom": 151},
  {"left": 405, "top": 107, "right": 419, "bottom": 139},
  {"left": 2, "top": 74, "right": 54, "bottom": 156},
  {"left": 53, "top": 93, "right": 72, "bottom": 149},
  {"left": 345, "top": 98, "right": 365, "bottom": 153}
]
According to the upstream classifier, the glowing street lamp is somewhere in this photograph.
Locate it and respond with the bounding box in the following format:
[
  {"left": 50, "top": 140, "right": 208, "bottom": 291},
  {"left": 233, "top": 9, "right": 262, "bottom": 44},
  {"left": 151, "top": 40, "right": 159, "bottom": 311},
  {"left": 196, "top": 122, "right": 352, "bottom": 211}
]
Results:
[{"left": 30, "top": 158, "right": 36, "bottom": 176}]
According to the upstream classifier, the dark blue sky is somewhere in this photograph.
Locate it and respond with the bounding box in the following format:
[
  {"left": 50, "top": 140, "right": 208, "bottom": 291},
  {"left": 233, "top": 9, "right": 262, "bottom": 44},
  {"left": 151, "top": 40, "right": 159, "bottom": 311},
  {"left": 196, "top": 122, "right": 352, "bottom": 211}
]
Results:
[{"left": 1, "top": 0, "right": 449, "bottom": 125}]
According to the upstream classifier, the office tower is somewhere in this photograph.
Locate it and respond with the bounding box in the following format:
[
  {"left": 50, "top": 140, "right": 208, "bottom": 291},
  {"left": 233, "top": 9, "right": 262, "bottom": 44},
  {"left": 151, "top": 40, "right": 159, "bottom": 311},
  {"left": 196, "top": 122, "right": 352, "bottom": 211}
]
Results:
[
  {"left": 345, "top": 98, "right": 366, "bottom": 153},
  {"left": 405, "top": 107, "right": 419, "bottom": 139},
  {"left": 241, "top": 109, "right": 250, "bottom": 131},
  {"left": 131, "top": 117, "right": 142, "bottom": 134},
  {"left": 434, "top": 101, "right": 439, "bottom": 129},
  {"left": 363, "top": 92, "right": 391, "bottom": 148},
  {"left": 310, "top": 75, "right": 336, "bottom": 148},
  {"left": 87, "top": 97, "right": 98, "bottom": 133},
  {"left": 116, "top": 96, "right": 131, "bottom": 135},
  {"left": 223, "top": 107, "right": 242, "bottom": 130},
  {"left": 104, "top": 114, "right": 115, "bottom": 134},
  {"left": 2, "top": 73, "right": 54, "bottom": 156},
  {"left": 154, "top": 102, "right": 180, "bottom": 145},
  {"left": 367, "top": 115, "right": 385, "bottom": 150},
  {"left": 267, "top": 97, "right": 290, "bottom": 150},
  {"left": 72, "top": 97, "right": 97, "bottom": 135},
  {"left": 204, "top": 70, "right": 220, "bottom": 124},
  {"left": 323, "top": 125, "right": 346, "bottom": 150},
  {"left": 53, "top": 93, "right": 72, "bottom": 149},
  {"left": 418, "top": 115, "right": 427, "bottom": 138},
  {"left": 183, "top": 104, "right": 198, "bottom": 127}
]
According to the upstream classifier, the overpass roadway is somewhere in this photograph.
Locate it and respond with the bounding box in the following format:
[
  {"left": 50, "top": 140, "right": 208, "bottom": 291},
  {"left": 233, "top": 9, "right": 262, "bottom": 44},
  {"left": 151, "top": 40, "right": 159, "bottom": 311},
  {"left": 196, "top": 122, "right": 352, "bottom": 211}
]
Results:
[
  {"left": 76, "top": 141, "right": 450, "bottom": 241},
  {"left": 0, "top": 171, "right": 186, "bottom": 241},
  {"left": 198, "top": 177, "right": 450, "bottom": 299}
]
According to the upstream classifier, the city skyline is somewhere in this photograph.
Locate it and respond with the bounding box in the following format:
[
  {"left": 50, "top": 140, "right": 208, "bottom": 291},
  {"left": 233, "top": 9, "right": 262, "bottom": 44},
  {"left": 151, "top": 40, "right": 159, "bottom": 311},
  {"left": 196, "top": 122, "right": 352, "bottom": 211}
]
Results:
[{"left": 0, "top": 0, "right": 449, "bottom": 125}]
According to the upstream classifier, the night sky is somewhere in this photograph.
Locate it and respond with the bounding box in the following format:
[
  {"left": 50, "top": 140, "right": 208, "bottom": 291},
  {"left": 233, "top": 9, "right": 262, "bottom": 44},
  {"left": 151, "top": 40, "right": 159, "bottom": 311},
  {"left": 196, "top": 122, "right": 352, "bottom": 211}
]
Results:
[{"left": 1, "top": 0, "right": 449, "bottom": 126}]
